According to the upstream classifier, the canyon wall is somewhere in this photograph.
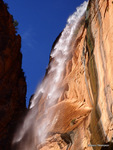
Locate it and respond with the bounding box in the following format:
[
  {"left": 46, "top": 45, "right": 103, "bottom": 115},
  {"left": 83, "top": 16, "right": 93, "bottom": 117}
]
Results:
[
  {"left": 33, "top": 0, "right": 113, "bottom": 149},
  {"left": 0, "top": 0, "right": 27, "bottom": 149},
  {"left": 1, "top": 0, "right": 113, "bottom": 150}
]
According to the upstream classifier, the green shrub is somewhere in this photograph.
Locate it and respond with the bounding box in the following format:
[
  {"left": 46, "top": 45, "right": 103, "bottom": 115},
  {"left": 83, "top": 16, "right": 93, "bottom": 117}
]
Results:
[{"left": 13, "top": 20, "right": 19, "bottom": 27}]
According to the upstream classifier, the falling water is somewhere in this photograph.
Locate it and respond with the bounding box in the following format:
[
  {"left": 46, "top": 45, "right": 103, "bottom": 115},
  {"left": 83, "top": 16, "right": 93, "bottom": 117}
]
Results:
[{"left": 13, "top": 1, "right": 88, "bottom": 149}]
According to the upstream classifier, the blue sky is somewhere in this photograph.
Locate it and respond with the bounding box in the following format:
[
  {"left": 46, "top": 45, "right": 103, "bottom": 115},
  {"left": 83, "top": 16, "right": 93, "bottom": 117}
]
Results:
[{"left": 4, "top": 0, "right": 85, "bottom": 107}]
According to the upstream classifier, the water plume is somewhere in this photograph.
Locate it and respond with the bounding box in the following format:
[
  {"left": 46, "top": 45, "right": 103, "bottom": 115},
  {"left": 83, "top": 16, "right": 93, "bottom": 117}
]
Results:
[{"left": 13, "top": 1, "right": 88, "bottom": 149}]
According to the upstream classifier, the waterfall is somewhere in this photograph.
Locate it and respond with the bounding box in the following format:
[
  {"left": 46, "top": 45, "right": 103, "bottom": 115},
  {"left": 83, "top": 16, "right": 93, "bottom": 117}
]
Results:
[{"left": 13, "top": 1, "right": 88, "bottom": 149}]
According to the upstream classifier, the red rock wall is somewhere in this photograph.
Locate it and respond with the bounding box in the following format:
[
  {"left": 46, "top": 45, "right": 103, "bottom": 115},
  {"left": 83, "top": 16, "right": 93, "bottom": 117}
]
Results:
[
  {"left": 7, "top": 0, "right": 113, "bottom": 150},
  {"left": 35, "top": 0, "right": 113, "bottom": 149},
  {"left": 0, "top": 0, "right": 27, "bottom": 149}
]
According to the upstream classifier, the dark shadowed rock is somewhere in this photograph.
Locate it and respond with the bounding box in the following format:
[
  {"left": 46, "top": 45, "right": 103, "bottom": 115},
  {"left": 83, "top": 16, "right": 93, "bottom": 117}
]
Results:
[{"left": 0, "top": 0, "right": 27, "bottom": 149}]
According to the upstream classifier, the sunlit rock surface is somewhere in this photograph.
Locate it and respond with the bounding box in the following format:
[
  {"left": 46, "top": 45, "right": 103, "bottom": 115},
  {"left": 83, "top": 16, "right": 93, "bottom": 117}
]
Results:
[
  {"left": 34, "top": 0, "right": 113, "bottom": 149},
  {"left": 0, "top": 0, "right": 27, "bottom": 150},
  {"left": 11, "top": 0, "right": 113, "bottom": 150}
]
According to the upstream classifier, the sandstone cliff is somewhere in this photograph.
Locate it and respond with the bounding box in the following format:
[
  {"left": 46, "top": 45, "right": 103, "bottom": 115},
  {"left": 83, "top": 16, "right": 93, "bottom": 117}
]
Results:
[
  {"left": 12, "top": 0, "right": 113, "bottom": 150},
  {"left": 0, "top": 0, "right": 27, "bottom": 149},
  {"left": 34, "top": 0, "right": 113, "bottom": 149}
]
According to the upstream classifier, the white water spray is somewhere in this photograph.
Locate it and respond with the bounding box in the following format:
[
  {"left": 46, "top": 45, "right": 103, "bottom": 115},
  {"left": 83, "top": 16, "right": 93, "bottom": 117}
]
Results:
[{"left": 13, "top": 1, "right": 88, "bottom": 149}]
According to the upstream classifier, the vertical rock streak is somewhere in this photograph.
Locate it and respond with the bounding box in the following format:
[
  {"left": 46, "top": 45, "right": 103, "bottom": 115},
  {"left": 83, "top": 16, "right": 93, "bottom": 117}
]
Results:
[
  {"left": 85, "top": 2, "right": 101, "bottom": 146},
  {"left": 87, "top": 0, "right": 113, "bottom": 146},
  {"left": 96, "top": 0, "right": 112, "bottom": 120},
  {"left": 82, "top": 40, "right": 93, "bottom": 106},
  {"left": 96, "top": 0, "right": 113, "bottom": 137}
]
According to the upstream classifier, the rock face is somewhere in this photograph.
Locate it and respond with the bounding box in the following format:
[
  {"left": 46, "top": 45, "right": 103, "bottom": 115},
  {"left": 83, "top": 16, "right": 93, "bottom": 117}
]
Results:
[
  {"left": 0, "top": 0, "right": 27, "bottom": 150},
  {"left": 10, "top": 0, "right": 113, "bottom": 150},
  {"left": 33, "top": 0, "right": 113, "bottom": 149}
]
